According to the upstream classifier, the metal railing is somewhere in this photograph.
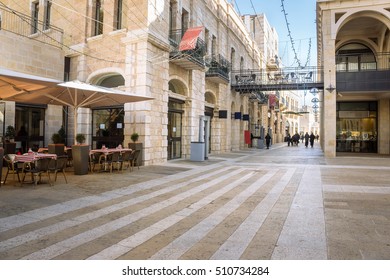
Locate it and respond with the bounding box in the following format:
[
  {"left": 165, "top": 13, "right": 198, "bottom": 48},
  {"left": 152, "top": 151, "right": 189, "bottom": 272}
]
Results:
[
  {"left": 231, "top": 66, "right": 324, "bottom": 92},
  {"left": 336, "top": 52, "right": 390, "bottom": 72},
  {"left": 0, "top": 5, "right": 63, "bottom": 48},
  {"left": 169, "top": 28, "right": 206, "bottom": 68},
  {"left": 206, "top": 54, "right": 230, "bottom": 81}
]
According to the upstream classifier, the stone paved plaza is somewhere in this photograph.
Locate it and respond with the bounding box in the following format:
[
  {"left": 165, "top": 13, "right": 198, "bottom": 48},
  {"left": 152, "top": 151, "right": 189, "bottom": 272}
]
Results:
[{"left": 0, "top": 142, "right": 390, "bottom": 260}]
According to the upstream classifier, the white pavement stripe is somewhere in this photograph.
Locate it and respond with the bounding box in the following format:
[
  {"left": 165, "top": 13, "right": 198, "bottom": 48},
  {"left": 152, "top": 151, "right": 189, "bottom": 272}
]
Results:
[
  {"left": 20, "top": 168, "right": 247, "bottom": 259},
  {"left": 150, "top": 169, "right": 278, "bottom": 260},
  {"left": 0, "top": 164, "right": 227, "bottom": 232},
  {"left": 271, "top": 166, "right": 327, "bottom": 260},
  {"left": 323, "top": 184, "right": 390, "bottom": 194},
  {"left": 87, "top": 172, "right": 256, "bottom": 259},
  {"left": 210, "top": 168, "right": 296, "bottom": 259},
  {"left": 0, "top": 166, "right": 234, "bottom": 252}
]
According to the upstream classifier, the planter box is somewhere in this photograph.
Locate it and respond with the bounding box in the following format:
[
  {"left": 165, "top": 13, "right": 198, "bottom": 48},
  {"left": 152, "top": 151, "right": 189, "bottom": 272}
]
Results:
[
  {"left": 72, "top": 145, "right": 89, "bottom": 175},
  {"left": 4, "top": 142, "right": 16, "bottom": 155},
  {"left": 48, "top": 144, "right": 65, "bottom": 156},
  {"left": 128, "top": 142, "right": 143, "bottom": 166}
]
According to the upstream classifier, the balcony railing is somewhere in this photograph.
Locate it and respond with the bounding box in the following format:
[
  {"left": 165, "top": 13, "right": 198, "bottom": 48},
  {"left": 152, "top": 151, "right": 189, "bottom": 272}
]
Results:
[
  {"left": 231, "top": 66, "right": 324, "bottom": 93},
  {"left": 336, "top": 53, "right": 390, "bottom": 92},
  {"left": 336, "top": 52, "right": 390, "bottom": 72},
  {"left": 206, "top": 54, "right": 230, "bottom": 83},
  {"left": 0, "top": 5, "right": 63, "bottom": 48},
  {"left": 169, "top": 29, "right": 206, "bottom": 70}
]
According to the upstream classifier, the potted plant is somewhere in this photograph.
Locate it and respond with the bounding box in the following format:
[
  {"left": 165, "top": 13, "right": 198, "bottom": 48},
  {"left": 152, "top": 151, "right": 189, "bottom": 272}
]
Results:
[
  {"left": 5, "top": 125, "right": 16, "bottom": 142},
  {"left": 49, "top": 127, "right": 65, "bottom": 156},
  {"left": 128, "top": 132, "right": 142, "bottom": 167},
  {"left": 130, "top": 132, "right": 139, "bottom": 143},
  {"left": 76, "top": 133, "right": 86, "bottom": 145},
  {"left": 72, "top": 133, "right": 89, "bottom": 175}
]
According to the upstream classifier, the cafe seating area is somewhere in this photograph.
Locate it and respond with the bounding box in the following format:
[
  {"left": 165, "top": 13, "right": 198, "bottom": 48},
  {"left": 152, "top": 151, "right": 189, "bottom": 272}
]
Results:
[{"left": 1, "top": 145, "right": 142, "bottom": 188}]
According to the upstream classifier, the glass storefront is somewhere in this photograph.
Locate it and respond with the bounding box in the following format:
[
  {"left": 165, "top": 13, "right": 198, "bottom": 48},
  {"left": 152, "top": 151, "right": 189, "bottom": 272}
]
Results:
[
  {"left": 92, "top": 107, "right": 124, "bottom": 149},
  {"left": 14, "top": 104, "right": 46, "bottom": 153},
  {"left": 168, "top": 98, "right": 183, "bottom": 160},
  {"left": 336, "top": 101, "right": 377, "bottom": 153}
]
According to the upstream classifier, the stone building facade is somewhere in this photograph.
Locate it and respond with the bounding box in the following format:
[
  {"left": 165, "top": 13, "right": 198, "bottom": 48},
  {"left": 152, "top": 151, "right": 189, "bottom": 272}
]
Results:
[
  {"left": 0, "top": 0, "right": 284, "bottom": 164},
  {"left": 317, "top": 0, "right": 390, "bottom": 156}
]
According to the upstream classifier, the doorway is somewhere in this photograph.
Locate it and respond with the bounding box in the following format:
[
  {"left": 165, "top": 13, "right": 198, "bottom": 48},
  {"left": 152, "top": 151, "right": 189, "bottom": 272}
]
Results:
[
  {"left": 168, "top": 98, "right": 184, "bottom": 160},
  {"left": 15, "top": 104, "right": 46, "bottom": 153}
]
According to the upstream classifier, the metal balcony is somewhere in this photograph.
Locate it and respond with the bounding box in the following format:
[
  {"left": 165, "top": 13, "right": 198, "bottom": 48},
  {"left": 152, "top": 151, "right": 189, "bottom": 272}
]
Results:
[
  {"left": 206, "top": 54, "right": 230, "bottom": 84},
  {"left": 231, "top": 66, "right": 324, "bottom": 93},
  {"left": 0, "top": 5, "right": 63, "bottom": 48},
  {"left": 169, "top": 29, "right": 206, "bottom": 71}
]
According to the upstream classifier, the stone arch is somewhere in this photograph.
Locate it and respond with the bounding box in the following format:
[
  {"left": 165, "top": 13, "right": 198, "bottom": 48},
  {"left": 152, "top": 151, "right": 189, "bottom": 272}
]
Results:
[
  {"left": 335, "top": 40, "right": 378, "bottom": 55},
  {"left": 205, "top": 90, "right": 216, "bottom": 105},
  {"left": 168, "top": 76, "right": 189, "bottom": 96},
  {"left": 87, "top": 68, "right": 126, "bottom": 87},
  {"left": 334, "top": 9, "right": 390, "bottom": 41}
]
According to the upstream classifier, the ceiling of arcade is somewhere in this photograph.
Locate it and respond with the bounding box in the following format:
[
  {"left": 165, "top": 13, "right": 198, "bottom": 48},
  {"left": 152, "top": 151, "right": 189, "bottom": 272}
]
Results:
[{"left": 335, "top": 11, "right": 390, "bottom": 52}]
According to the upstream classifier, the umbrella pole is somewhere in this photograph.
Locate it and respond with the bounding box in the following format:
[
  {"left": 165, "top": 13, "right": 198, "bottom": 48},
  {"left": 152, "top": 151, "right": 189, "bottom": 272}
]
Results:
[{"left": 74, "top": 108, "right": 78, "bottom": 145}]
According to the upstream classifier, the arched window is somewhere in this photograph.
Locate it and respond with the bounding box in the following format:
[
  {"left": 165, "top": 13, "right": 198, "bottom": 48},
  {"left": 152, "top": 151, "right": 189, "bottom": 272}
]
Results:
[
  {"left": 336, "top": 43, "right": 376, "bottom": 72},
  {"left": 99, "top": 75, "right": 125, "bottom": 88}
]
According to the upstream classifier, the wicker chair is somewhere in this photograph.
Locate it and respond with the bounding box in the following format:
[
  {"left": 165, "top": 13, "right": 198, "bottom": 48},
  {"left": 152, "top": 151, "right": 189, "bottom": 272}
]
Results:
[{"left": 3, "top": 154, "right": 23, "bottom": 185}]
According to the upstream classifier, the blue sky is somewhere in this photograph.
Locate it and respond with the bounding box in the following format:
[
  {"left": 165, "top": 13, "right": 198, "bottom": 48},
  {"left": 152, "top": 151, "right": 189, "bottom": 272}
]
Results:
[{"left": 234, "top": 0, "right": 317, "bottom": 67}]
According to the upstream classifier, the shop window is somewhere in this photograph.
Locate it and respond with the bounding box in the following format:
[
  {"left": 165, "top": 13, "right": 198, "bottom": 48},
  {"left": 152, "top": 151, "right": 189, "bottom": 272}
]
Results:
[{"left": 92, "top": 107, "right": 124, "bottom": 148}]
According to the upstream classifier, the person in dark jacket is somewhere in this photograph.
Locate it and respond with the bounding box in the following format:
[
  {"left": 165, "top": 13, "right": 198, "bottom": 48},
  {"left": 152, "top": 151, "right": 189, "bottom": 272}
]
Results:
[
  {"left": 309, "top": 132, "right": 316, "bottom": 148},
  {"left": 304, "top": 132, "right": 310, "bottom": 148},
  {"left": 265, "top": 133, "right": 271, "bottom": 149}
]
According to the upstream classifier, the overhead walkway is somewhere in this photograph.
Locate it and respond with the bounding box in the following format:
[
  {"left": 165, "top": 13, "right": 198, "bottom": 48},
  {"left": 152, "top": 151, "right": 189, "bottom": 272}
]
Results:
[{"left": 231, "top": 66, "right": 324, "bottom": 93}]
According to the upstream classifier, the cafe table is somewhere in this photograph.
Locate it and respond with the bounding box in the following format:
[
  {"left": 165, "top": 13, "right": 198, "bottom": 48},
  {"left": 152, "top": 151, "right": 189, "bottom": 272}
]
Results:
[
  {"left": 89, "top": 148, "right": 132, "bottom": 172},
  {"left": 14, "top": 153, "right": 57, "bottom": 186},
  {"left": 14, "top": 152, "right": 58, "bottom": 163}
]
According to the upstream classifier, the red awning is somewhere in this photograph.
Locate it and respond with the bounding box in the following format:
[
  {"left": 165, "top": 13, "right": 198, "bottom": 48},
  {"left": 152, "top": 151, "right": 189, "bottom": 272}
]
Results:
[
  {"left": 268, "top": 94, "right": 277, "bottom": 108},
  {"left": 179, "top": 26, "right": 203, "bottom": 51}
]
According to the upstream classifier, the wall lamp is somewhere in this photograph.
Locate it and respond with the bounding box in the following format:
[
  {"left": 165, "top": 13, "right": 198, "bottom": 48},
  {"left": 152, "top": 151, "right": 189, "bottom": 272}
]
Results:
[{"left": 326, "top": 84, "right": 336, "bottom": 93}]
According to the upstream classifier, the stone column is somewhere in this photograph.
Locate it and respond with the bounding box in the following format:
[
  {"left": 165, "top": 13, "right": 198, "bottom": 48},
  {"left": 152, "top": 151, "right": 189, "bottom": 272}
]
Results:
[
  {"left": 378, "top": 99, "right": 390, "bottom": 154},
  {"left": 322, "top": 10, "right": 337, "bottom": 158}
]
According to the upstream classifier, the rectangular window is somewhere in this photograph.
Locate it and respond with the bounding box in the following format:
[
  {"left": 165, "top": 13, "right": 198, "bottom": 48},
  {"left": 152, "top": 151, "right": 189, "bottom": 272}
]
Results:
[
  {"left": 92, "top": 107, "right": 124, "bottom": 149},
  {"left": 43, "top": 0, "right": 51, "bottom": 30},
  {"left": 93, "top": 0, "right": 104, "bottom": 36},
  {"left": 31, "top": 1, "right": 39, "bottom": 34},
  {"left": 114, "top": 0, "right": 123, "bottom": 30}
]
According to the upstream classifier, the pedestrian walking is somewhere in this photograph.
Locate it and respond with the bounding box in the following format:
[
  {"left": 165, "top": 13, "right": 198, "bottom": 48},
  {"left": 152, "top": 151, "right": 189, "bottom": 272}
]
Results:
[
  {"left": 265, "top": 133, "right": 271, "bottom": 149},
  {"left": 310, "top": 132, "right": 316, "bottom": 148},
  {"left": 304, "top": 132, "right": 309, "bottom": 148},
  {"left": 287, "top": 133, "right": 291, "bottom": 146}
]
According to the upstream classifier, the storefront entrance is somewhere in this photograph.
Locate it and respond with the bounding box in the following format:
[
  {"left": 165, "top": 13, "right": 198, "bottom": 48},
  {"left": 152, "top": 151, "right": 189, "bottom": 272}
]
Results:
[
  {"left": 336, "top": 101, "right": 377, "bottom": 153},
  {"left": 14, "top": 104, "right": 46, "bottom": 153},
  {"left": 168, "top": 99, "right": 183, "bottom": 160}
]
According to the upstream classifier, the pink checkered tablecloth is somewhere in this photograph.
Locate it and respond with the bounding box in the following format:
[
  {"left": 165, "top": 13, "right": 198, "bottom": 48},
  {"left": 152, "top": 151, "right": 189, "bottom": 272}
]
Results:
[{"left": 14, "top": 153, "right": 57, "bottom": 163}]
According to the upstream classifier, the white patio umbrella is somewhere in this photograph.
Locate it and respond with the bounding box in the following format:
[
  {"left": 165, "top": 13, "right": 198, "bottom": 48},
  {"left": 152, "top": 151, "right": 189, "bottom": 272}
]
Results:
[
  {"left": 2, "top": 79, "right": 153, "bottom": 144},
  {"left": 0, "top": 68, "right": 61, "bottom": 98}
]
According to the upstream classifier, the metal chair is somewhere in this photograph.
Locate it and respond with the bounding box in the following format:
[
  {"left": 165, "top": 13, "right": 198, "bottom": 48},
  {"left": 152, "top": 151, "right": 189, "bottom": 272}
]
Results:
[
  {"left": 89, "top": 152, "right": 103, "bottom": 172},
  {"left": 129, "top": 150, "right": 141, "bottom": 171},
  {"left": 119, "top": 150, "right": 133, "bottom": 171},
  {"left": 21, "top": 157, "right": 52, "bottom": 186},
  {"left": 49, "top": 155, "right": 68, "bottom": 183}
]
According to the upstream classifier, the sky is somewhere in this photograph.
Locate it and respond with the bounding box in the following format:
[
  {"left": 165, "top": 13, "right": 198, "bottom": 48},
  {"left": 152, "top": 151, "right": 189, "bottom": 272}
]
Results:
[{"left": 233, "top": 0, "right": 317, "bottom": 68}]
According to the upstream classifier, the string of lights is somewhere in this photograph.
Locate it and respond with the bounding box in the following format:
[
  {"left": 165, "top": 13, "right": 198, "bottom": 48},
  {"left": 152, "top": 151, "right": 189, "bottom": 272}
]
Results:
[{"left": 280, "top": 0, "right": 312, "bottom": 69}]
